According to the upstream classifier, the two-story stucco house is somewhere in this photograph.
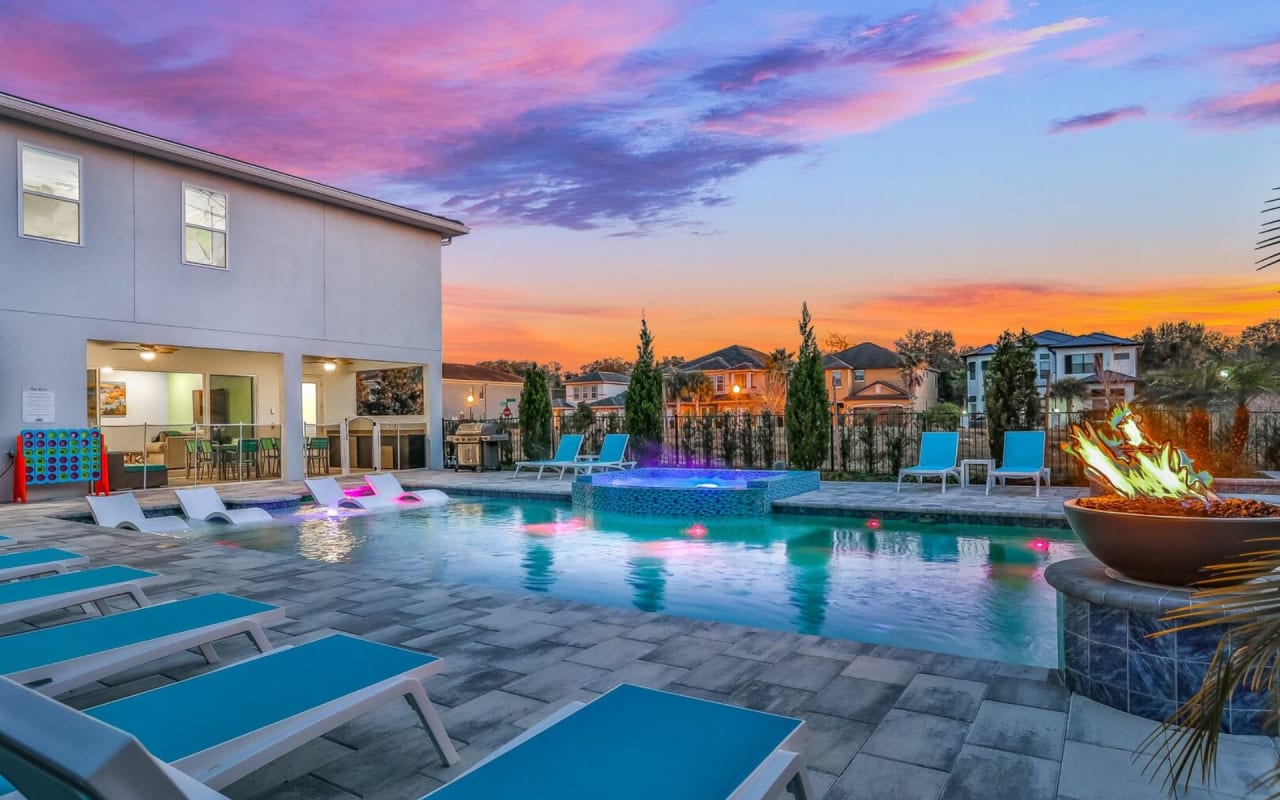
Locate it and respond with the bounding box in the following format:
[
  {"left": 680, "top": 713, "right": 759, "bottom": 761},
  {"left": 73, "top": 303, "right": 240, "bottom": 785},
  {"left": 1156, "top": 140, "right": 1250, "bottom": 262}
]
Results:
[
  {"left": 0, "top": 93, "right": 468, "bottom": 501},
  {"left": 675, "top": 345, "right": 772, "bottom": 413},
  {"left": 963, "top": 330, "right": 1140, "bottom": 418},
  {"left": 441, "top": 364, "right": 523, "bottom": 420},
  {"left": 823, "top": 342, "right": 938, "bottom": 413},
  {"left": 564, "top": 371, "right": 630, "bottom": 408}
]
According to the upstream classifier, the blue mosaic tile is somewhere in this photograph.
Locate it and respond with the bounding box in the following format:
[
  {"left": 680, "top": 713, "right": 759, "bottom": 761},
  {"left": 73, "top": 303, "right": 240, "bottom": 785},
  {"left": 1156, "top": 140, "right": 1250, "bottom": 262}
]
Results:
[
  {"left": 1175, "top": 623, "right": 1229, "bottom": 663},
  {"left": 1090, "top": 679, "right": 1127, "bottom": 710},
  {"left": 1089, "top": 606, "right": 1128, "bottom": 648},
  {"left": 1176, "top": 660, "right": 1210, "bottom": 705},
  {"left": 1127, "top": 652, "right": 1175, "bottom": 700},
  {"left": 572, "top": 468, "right": 820, "bottom": 517},
  {"left": 1228, "top": 709, "right": 1275, "bottom": 737},
  {"left": 1128, "top": 692, "right": 1176, "bottom": 723},
  {"left": 1063, "top": 632, "right": 1088, "bottom": 674},
  {"left": 1127, "top": 611, "right": 1175, "bottom": 658},
  {"left": 1065, "top": 668, "right": 1088, "bottom": 695},
  {"left": 1229, "top": 681, "right": 1268, "bottom": 713},
  {"left": 1063, "top": 596, "right": 1088, "bottom": 637},
  {"left": 1089, "top": 642, "right": 1127, "bottom": 689}
]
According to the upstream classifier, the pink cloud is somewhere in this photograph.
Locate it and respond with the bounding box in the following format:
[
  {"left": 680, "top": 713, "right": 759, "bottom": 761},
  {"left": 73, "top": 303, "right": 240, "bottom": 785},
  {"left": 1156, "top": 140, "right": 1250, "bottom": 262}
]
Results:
[
  {"left": 1048, "top": 105, "right": 1147, "bottom": 134},
  {"left": 1187, "top": 81, "right": 1280, "bottom": 128},
  {"left": 950, "top": 0, "right": 1012, "bottom": 30}
]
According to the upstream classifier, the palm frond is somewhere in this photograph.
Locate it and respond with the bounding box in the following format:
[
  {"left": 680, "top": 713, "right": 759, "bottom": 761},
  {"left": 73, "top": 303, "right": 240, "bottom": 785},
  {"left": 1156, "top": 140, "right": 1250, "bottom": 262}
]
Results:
[
  {"left": 1140, "top": 541, "right": 1280, "bottom": 796},
  {"left": 1262, "top": 186, "right": 1280, "bottom": 279}
]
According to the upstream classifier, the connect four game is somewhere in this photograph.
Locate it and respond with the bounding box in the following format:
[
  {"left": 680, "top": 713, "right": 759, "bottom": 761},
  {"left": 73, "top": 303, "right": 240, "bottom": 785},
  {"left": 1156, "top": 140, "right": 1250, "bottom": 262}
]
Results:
[{"left": 13, "top": 428, "right": 109, "bottom": 503}]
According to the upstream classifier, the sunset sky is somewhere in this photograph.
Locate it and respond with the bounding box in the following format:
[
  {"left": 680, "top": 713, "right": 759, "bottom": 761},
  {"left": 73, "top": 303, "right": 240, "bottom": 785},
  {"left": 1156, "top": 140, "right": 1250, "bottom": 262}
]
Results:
[{"left": 4, "top": 0, "right": 1277, "bottom": 366}]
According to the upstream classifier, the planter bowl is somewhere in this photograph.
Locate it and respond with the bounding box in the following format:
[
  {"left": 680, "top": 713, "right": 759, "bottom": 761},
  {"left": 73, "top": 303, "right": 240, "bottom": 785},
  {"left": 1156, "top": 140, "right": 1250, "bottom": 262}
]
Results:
[{"left": 1062, "top": 498, "right": 1280, "bottom": 587}]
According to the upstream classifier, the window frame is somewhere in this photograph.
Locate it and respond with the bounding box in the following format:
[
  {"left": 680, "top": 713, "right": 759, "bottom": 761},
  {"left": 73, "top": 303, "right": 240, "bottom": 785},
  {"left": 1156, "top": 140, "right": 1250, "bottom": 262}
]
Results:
[
  {"left": 17, "top": 142, "right": 84, "bottom": 247},
  {"left": 181, "top": 182, "right": 230, "bottom": 270},
  {"left": 853, "top": 369, "right": 865, "bottom": 383}
]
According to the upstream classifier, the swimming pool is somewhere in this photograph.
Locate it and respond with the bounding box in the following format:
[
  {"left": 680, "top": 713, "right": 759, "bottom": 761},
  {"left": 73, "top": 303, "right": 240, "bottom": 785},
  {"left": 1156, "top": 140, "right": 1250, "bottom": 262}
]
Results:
[{"left": 185, "top": 498, "right": 1085, "bottom": 666}]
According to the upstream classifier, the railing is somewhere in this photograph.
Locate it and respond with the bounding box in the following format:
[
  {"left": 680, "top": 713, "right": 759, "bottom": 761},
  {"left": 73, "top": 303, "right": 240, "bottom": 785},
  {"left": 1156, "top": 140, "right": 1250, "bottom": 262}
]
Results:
[{"left": 442, "top": 409, "right": 1280, "bottom": 482}]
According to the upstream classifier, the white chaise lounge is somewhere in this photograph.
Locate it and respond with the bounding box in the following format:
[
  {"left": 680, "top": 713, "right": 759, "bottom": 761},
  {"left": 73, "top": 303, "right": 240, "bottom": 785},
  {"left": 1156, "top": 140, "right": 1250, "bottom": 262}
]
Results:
[
  {"left": 87, "top": 493, "right": 190, "bottom": 533},
  {"left": 0, "top": 565, "right": 159, "bottom": 626},
  {"left": 305, "top": 477, "right": 398, "bottom": 510},
  {"left": 0, "top": 633, "right": 457, "bottom": 798},
  {"left": 365, "top": 473, "right": 449, "bottom": 506},
  {"left": 0, "top": 548, "right": 89, "bottom": 581},
  {"left": 175, "top": 487, "right": 273, "bottom": 524},
  {"left": 0, "top": 592, "right": 283, "bottom": 696}
]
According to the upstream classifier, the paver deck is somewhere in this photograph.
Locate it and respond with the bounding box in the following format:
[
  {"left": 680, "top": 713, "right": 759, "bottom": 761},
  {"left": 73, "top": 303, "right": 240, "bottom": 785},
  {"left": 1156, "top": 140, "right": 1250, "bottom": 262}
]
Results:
[{"left": 0, "top": 472, "right": 1273, "bottom": 799}]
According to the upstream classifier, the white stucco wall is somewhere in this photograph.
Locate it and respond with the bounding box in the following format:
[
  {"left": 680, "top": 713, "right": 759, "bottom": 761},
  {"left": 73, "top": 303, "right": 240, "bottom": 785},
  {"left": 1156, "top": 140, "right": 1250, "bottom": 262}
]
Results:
[{"left": 0, "top": 117, "right": 448, "bottom": 501}]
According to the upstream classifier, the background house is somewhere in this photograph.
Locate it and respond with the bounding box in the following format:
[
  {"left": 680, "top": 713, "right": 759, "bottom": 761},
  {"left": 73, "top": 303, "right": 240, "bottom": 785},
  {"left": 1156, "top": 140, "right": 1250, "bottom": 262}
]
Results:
[
  {"left": 441, "top": 363, "right": 523, "bottom": 420},
  {"left": 824, "top": 342, "right": 938, "bottom": 413},
  {"left": 963, "top": 330, "right": 1140, "bottom": 419},
  {"left": 676, "top": 345, "right": 770, "bottom": 413},
  {"left": 564, "top": 371, "right": 630, "bottom": 406},
  {"left": 0, "top": 93, "right": 467, "bottom": 500}
]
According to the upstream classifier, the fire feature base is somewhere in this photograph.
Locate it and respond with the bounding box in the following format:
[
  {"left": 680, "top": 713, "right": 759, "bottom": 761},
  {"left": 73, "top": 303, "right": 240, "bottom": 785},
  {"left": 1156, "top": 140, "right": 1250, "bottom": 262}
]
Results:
[{"left": 1045, "top": 557, "right": 1270, "bottom": 736}]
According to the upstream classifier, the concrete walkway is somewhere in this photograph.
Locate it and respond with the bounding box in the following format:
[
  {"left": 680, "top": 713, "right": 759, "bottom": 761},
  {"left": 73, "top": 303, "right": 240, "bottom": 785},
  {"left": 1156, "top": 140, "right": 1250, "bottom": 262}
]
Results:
[{"left": 0, "top": 474, "right": 1273, "bottom": 799}]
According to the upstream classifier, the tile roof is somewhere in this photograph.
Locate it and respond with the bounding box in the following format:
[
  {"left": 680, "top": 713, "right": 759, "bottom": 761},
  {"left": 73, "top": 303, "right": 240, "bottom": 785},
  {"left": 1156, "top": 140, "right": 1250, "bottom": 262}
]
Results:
[
  {"left": 1076, "top": 370, "right": 1138, "bottom": 384},
  {"left": 566, "top": 371, "right": 631, "bottom": 384},
  {"left": 843, "top": 380, "right": 909, "bottom": 401},
  {"left": 588, "top": 391, "right": 628, "bottom": 408},
  {"left": 824, "top": 342, "right": 901, "bottom": 370},
  {"left": 441, "top": 363, "right": 524, "bottom": 383},
  {"left": 964, "top": 329, "right": 1136, "bottom": 357},
  {"left": 683, "top": 345, "right": 770, "bottom": 371}
]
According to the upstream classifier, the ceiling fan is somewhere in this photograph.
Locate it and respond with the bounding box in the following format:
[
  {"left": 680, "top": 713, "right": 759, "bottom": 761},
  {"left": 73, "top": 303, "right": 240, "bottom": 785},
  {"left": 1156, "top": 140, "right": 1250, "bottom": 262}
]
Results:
[
  {"left": 110, "top": 344, "right": 179, "bottom": 354},
  {"left": 304, "top": 356, "right": 353, "bottom": 373}
]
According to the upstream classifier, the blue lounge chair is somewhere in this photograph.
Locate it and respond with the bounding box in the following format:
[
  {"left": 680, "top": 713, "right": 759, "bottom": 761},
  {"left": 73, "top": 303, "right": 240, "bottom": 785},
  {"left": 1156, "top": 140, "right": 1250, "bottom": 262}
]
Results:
[
  {"left": 0, "top": 548, "right": 88, "bottom": 581},
  {"left": 513, "top": 434, "right": 584, "bottom": 479},
  {"left": 0, "top": 565, "right": 159, "bottom": 626},
  {"left": 427, "top": 684, "right": 812, "bottom": 799},
  {"left": 0, "top": 635, "right": 457, "bottom": 796},
  {"left": 0, "top": 593, "right": 283, "bottom": 697},
  {"left": 572, "top": 433, "right": 637, "bottom": 474},
  {"left": 896, "top": 431, "right": 961, "bottom": 493},
  {"left": 987, "top": 430, "right": 1050, "bottom": 497}
]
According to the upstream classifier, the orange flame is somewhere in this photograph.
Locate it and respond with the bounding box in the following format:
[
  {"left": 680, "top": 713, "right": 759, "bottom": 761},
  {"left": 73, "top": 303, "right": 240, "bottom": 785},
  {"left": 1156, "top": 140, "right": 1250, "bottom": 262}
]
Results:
[{"left": 1062, "top": 404, "right": 1218, "bottom": 502}]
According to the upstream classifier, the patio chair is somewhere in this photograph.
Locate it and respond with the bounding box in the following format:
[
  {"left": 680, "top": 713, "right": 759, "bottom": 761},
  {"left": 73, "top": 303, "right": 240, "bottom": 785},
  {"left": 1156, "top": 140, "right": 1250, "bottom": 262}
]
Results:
[
  {"left": 513, "top": 434, "right": 584, "bottom": 479},
  {"left": 365, "top": 473, "right": 449, "bottom": 506},
  {"left": 425, "top": 683, "right": 813, "bottom": 800},
  {"left": 305, "top": 477, "right": 398, "bottom": 510},
  {"left": 0, "top": 565, "right": 159, "bottom": 626},
  {"left": 896, "top": 431, "right": 961, "bottom": 494},
  {"left": 306, "top": 437, "right": 330, "bottom": 476},
  {"left": 986, "top": 430, "right": 1050, "bottom": 497},
  {"left": 175, "top": 487, "right": 273, "bottom": 524},
  {"left": 87, "top": 493, "right": 190, "bottom": 534},
  {"left": 0, "top": 593, "right": 282, "bottom": 697},
  {"left": 0, "top": 633, "right": 457, "bottom": 797},
  {"left": 0, "top": 548, "right": 89, "bottom": 581},
  {"left": 571, "top": 433, "right": 637, "bottom": 475}
]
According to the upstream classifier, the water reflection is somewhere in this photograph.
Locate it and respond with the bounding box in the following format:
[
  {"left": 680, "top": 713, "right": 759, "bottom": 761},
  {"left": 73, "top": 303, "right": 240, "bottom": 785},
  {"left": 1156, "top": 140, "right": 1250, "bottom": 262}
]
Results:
[
  {"left": 627, "top": 552, "right": 668, "bottom": 612},
  {"left": 295, "top": 517, "right": 357, "bottom": 563},
  {"left": 785, "top": 528, "right": 834, "bottom": 635}
]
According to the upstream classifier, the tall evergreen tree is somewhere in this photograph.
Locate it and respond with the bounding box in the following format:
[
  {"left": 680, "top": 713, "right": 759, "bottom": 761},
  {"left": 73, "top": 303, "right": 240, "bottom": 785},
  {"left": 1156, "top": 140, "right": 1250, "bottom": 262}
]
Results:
[
  {"left": 786, "top": 302, "right": 830, "bottom": 470},
  {"left": 518, "top": 365, "right": 552, "bottom": 461},
  {"left": 625, "top": 317, "right": 664, "bottom": 465},
  {"left": 984, "top": 329, "right": 1041, "bottom": 463}
]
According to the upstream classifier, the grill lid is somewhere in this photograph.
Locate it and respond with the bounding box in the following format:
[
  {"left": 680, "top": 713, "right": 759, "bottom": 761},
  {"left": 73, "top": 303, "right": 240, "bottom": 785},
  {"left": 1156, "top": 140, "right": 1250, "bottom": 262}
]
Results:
[{"left": 454, "top": 422, "right": 499, "bottom": 436}]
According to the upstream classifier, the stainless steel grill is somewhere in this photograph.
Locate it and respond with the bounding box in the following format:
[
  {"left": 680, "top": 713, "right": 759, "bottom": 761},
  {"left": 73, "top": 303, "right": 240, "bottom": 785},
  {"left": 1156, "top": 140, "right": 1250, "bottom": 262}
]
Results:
[{"left": 446, "top": 422, "right": 509, "bottom": 472}]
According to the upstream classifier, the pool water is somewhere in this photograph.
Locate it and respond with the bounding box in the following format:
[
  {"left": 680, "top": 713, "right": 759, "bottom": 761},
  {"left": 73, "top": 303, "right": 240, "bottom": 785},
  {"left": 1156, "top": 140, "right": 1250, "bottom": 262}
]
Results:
[{"left": 188, "top": 498, "right": 1085, "bottom": 666}]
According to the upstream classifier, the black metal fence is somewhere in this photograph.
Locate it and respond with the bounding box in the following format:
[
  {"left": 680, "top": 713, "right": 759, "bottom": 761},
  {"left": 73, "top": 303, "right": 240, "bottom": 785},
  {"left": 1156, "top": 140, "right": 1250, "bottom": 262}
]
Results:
[{"left": 444, "top": 408, "right": 1280, "bottom": 482}]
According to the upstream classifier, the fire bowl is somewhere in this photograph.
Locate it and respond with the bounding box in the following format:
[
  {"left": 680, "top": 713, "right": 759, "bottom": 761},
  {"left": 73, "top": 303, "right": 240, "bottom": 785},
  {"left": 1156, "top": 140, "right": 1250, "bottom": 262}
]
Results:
[{"left": 1063, "top": 498, "right": 1280, "bottom": 586}]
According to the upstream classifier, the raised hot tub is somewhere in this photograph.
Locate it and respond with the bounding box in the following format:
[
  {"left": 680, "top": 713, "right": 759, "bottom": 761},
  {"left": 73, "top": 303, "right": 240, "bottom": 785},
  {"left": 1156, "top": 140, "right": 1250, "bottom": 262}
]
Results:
[{"left": 571, "top": 468, "right": 819, "bottom": 516}]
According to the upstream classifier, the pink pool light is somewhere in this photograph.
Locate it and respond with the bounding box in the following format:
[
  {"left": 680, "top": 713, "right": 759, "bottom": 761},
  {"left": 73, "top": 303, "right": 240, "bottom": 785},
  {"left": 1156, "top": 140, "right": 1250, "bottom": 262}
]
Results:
[
  {"left": 683, "top": 523, "right": 708, "bottom": 538},
  {"left": 866, "top": 518, "right": 882, "bottom": 530},
  {"left": 522, "top": 517, "right": 587, "bottom": 536},
  {"left": 1029, "top": 538, "right": 1050, "bottom": 552}
]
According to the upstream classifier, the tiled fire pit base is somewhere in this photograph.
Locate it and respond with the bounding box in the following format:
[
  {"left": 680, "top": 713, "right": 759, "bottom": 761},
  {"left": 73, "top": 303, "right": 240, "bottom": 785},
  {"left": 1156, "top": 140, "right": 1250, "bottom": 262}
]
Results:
[{"left": 1045, "top": 557, "right": 1270, "bottom": 735}]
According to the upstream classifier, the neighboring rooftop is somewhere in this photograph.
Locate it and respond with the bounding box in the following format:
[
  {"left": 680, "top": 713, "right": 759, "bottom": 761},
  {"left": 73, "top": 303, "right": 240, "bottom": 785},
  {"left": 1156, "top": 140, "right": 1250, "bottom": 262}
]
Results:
[
  {"left": 683, "top": 345, "right": 769, "bottom": 371},
  {"left": 824, "top": 341, "right": 901, "bottom": 371},
  {"left": 0, "top": 91, "right": 468, "bottom": 239},
  {"left": 441, "top": 363, "right": 523, "bottom": 383},
  {"left": 566, "top": 371, "right": 631, "bottom": 384},
  {"left": 589, "top": 391, "right": 627, "bottom": 408},
  {"left": 964, "top": 329, "right": 1137, "bottom": 357}
]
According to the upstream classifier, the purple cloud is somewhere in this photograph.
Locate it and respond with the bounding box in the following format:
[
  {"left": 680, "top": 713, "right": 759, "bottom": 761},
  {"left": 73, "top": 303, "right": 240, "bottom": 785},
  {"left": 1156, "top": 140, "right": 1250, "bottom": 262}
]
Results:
[{"left": 1048, "top": 106, "right": 1147, "bottom": 134}]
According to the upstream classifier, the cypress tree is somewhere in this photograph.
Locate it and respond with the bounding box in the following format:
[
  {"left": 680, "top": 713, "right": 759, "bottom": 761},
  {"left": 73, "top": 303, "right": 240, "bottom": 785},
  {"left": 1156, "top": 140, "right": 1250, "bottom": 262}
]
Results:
[
  {"left": 984, "top": 329, "right": 1041, "bottom": 463},
  {"left": 625, "top": 316, "right": 664, "bottom": 465},
  {"left": 518, "top": 365, "right": 552, "bottom": 461},
  {"left": 786, "top": 302, "right": 831, "bottom": 469}
]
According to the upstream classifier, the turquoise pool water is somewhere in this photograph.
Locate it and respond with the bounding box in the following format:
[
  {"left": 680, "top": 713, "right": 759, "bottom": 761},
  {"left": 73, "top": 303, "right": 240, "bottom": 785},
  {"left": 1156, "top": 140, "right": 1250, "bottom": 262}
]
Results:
[{"left": 189, "top": 498, "right": 1085, "bottom": 666}]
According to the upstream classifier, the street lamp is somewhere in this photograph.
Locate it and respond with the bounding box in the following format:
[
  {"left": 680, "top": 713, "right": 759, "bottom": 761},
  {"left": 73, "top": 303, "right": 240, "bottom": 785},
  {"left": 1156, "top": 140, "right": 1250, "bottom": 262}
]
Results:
[
  {"left": 466, "top": 387, "right": 475, "bottom": 420},
  {"left": 732, "top": 383, "right": 741, "bottom": 417}
]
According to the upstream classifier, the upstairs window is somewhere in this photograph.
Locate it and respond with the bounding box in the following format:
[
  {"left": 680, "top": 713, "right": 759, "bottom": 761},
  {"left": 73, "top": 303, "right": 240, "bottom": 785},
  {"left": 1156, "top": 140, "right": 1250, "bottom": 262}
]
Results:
[
  {"left": 854, "top": 369, "right": 865, "bottom": 382},
  {"left": 713, "top": 375, "right": 725, "bottom": 393},
  {"left": 1065, "top": 354, "right": 1096, "bottom": 375},
  {"left": 20, "top": 145, "right": 81, "bottom": 244},
  {"left": 968, "top": 362, "right": 976, "bottom": 380},
  {"left": 183, "top": 184, "right": 228, "bottom": 268},
  {"left": 832, "top": 372, "right": 843, "bottom": 389}
]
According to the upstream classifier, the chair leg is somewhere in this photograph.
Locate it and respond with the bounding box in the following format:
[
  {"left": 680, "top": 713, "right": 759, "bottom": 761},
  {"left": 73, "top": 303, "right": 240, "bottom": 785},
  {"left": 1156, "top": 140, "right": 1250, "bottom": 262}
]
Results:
[
  {"left": 788, "top": 766, "right": 816, "bottom": 800},
  {"left": 405, "top": 683, "right": 460, "bottom": 766},
  {"left": 197, "top": 643, "right": 220, "bottom": 665}
]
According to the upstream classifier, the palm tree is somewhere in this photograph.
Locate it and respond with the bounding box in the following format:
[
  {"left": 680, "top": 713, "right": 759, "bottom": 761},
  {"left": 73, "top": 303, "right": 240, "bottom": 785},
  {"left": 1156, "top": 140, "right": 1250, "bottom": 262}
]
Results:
[
  {"left": 898, "top": 350, "right": 928, "bottom": 407},
  {"left": 1051, "top": 377, "right": 1089, "bottom": 413},
  {"left": 1139, "top": 363, "right": 1233, "bottom": 462},
  {"left": 762, "top": 348, "right": 795, "bottom": 414},
  {"left": 665, "top": 369, "right": 714, "bottom": 418},
  {"left": 1220, "top": 361, "right": 1279, "bottom": 459}
]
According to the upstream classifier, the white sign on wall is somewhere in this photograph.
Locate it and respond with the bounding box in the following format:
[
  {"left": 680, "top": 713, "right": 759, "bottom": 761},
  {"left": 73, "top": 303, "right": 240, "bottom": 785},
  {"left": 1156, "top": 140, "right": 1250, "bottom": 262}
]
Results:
[{"left": 22, "top": 387, "right": 56, "bottom": 423}]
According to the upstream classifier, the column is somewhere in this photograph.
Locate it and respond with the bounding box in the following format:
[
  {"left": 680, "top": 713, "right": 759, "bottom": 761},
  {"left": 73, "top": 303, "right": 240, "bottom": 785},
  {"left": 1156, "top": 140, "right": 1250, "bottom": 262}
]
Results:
[
  {"left": 426, "top": 354, "right": 444, "bottom": 469},
  {"left": 282, "top": 352, "right": 304, "bottom": 480}
]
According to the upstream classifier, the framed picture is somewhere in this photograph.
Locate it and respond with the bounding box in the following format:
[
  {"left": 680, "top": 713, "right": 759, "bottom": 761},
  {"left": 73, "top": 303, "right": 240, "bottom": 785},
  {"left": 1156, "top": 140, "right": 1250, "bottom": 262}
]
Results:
[
  {"left": 99, "top": 381, "right": 127, "bottom": 417},
  {"left": 356, "top": 366, "right": 424, "bottom": 416},
  {"left": 86, "top": 369, "right": 98, "bottom": 424}
]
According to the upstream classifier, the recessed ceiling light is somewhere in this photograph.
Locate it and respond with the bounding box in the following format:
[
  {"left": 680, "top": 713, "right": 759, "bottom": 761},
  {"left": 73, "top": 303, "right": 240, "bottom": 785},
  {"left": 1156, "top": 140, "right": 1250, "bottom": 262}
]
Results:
[
  {"left": 323, "top": 361, "right": 337, "bottom": 372},
  {"left": 139, "top": 351, "right": 157, "bottom": 362},
  {"left": 101, "top": 366, "right": 114, "bottom": 374}
]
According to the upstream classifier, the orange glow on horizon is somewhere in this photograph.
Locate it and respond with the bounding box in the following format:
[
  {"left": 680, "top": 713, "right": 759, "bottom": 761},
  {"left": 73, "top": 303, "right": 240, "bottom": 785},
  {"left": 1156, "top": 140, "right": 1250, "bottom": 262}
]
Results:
[{"left": 443, "top": 275, "right": 1278, "bottom": 365}]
